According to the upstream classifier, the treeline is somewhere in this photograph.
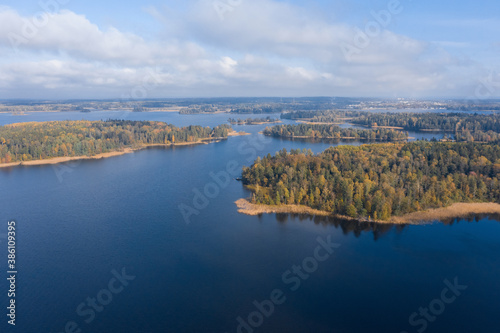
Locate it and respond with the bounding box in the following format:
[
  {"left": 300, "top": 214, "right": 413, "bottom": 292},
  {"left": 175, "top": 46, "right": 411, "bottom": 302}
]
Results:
[
  {"left": 263, "top": 124, "right": 408, "bottom": 141},
  {"left": 179, "top": 105, "right": 222, "bottom": 114},
  {"left": 448, "top": 105, "right": 500, "bottom": 112},
  {"left": 230, "top": 105, "right": 283, "bottom": 114},
  {"left": 350, "top": 112, "right": 500, "bottom": 142},
  {"left": 281, "top": 111, "right": 500, "bottom": 142},
  {"left": 228, "top": 117, "right": 280, "bottom": 125},
  {"left": 0, "top": 120, "right": 231, "bottom": 163},
  {"left": 281, "top": 110, "right": 365, "bottom": 122},
  {"left": 351, "top": 112, "right": 500, "bottom": 131},
  {"left": 242, "top": 142, "right": 500, "bottom": 221}
]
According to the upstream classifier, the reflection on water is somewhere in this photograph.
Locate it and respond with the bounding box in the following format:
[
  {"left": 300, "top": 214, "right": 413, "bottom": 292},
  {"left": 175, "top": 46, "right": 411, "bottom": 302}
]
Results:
[
  {"left": 273, "top": 213, "right": 407, "bottom": 240},
  {"left": 438, "top": 213, "right": 500, "bottom": 226},
  {"left": 272, "top": 212, "right": 500, "bottom": 240}
]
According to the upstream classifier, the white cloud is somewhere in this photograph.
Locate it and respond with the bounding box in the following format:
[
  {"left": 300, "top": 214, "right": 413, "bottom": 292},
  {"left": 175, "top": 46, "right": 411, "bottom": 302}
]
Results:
[
  {"left": 0, "top": 8, "right": 205, "bottom": 66},
  {"left": 0, "top": 1, "right": 496, "bottom": 98}
]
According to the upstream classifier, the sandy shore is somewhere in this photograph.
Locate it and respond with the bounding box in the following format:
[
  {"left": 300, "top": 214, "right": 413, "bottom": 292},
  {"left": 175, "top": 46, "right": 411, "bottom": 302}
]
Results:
[
  {"left": 235, "top": 199, "right": 500, "bottom": 224},
  {"left": 0, "top": 149, "right": 135, "bottom": 168},
  {"left": 228, "top": 130, "right": 251, "bottom": 136},
  {"left": 389, "top": 202, "right": 500, "bottom": 223},
  {"left": 0, "top": 131, "right": 253, "bottom": 169},
  {"left": 235, "top": 198, "right": 332, "bottom": 217}
]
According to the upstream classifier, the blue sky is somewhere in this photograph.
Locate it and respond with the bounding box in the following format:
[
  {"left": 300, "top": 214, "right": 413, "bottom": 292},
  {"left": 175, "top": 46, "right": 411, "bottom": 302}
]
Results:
[{"left": 0, "top": 0, "right": 499, "bottom": 99}]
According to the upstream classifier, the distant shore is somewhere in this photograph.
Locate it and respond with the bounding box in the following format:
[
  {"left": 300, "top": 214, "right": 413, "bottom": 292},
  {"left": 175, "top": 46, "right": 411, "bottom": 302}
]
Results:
[
  {"left": 0, "top": 108, "right": 186, "bottom": 114},
  {"left": 229, "top": 120, "right": 282, "bottom": 125},
  {"left": 235, "top": 198, "right": 500, "bottom": 224},
  {"left": 263, "top": 134, "right": 408, "bottom": 141}
]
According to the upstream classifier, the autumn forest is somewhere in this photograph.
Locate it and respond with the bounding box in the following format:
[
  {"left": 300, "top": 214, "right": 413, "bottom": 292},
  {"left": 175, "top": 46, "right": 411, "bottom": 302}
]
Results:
[{"left": 0, "top": 120, "right": 231, "bottom": 163}]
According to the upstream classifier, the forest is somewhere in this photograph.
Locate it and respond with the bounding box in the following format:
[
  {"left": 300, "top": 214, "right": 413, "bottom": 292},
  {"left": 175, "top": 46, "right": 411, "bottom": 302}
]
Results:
[
  {"left": 281, "top": 110, "right": 364, "bottom": 122},
  {"left": 351, "top": 112, "right": 500, "bottom": 142},
  {"left": 263, "top": 124, "right": 408, "bottom": 141},
  {"left": 0, "top": 120, "right": 231, "bottom": 163},
  {"left": 228, "top": 117, "right": 280, "bottom": 125},
  {"left": 350, "top": 112, "right": 500, "bottom": 133},
  {"left": 281, "top": 111, "right": 500, "bottom": 142},
  {"left": 242, "top": 142, "right": 500, "bottom": 221},
  {"left": 230, "top": 105, "right": 284, "bottom": 114}
]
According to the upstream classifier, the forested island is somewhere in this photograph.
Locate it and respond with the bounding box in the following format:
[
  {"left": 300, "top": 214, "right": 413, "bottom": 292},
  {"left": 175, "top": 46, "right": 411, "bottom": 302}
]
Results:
[
  {"left": 350, "top": 112, "right": 500, "bottom": 142},
  {"left": 230, "top": 105, "right": 284, "bottom": 114},
  {"left": 282, "top": 111, "right": 500, "bottom": 142},
  {"left": 281, "top": 110, "right": 363, "bottom": 122},
  {"left": 228, "top": 117, "right": 281, "bottom": 125},
  {"left": 239, "top": 142, "right": 500, "bottom": 223},
  {"left": 263, "top": 124, "right": 408, "bottom": 141},
  {"left": 0, "top": 120, "right": 231, "bottom": 165}
]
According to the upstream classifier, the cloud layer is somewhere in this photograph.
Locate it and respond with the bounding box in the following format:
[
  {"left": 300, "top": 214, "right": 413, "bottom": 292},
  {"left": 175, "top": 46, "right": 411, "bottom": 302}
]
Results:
[{"left": 0, "top": 0, "right": 496, "bottom": 99}]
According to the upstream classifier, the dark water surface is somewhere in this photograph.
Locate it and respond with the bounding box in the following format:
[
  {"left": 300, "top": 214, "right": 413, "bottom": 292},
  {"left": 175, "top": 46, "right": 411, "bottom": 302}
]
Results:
[{"left": 0, "top": 112, "right": 499, "bottom": 333}]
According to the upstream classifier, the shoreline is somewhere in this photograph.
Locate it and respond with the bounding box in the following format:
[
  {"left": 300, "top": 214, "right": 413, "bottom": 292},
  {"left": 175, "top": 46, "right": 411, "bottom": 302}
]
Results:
[
  {"left": 0, "top": 131, "right": 250, "bottom": 169},
  {"left": 0, "top": 149, "right": 136, "bottom": 168},
  {"left": 0, "top": 139, "right": 222, "bottom": 169},
  {"left": 263, "top": 134, "right": 408, "bottom": 141},
  {"left": 235, "top": 198, "right": 333, "bottom": 218},
  {"left": 229, "top": 121, "right": 282, "bottom": 126},
  {"left": 355, "top": 123, "right": 457, "bottom": 133},
  {"left": 228, "top": 130, "right": 251, "bottom": 136},
  {"left": 0, "top": 108, "right": 186, "bottom": 114},
  {"left": 389, "top": 202, "right": 500, "bottom": 223},
  {"left": 235, "top": 199, "right": 500, "bottom": 224},
  {"left": 297, "top": 120, "right": 344, "bottom": 125}
]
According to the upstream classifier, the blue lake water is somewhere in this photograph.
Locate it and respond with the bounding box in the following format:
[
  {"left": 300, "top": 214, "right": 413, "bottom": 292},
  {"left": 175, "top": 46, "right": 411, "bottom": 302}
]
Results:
[{"left": 0, "top": 112, "right": 498, "bottom": 333}]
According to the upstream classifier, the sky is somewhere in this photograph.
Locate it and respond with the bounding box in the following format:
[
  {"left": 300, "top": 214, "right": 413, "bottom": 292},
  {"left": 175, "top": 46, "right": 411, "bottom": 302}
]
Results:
[{"left": 0, "top": 0, "right": 499, "bottom": 100}]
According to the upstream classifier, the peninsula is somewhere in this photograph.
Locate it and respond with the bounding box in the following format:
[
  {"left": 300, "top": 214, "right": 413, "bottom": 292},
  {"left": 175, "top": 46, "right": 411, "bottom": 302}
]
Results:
[
  {"left": 228, "top": 117, "right": 281, "bottom": 125},
  {"left": 0, "top": 120, "right": 232, "bottom": 167}
]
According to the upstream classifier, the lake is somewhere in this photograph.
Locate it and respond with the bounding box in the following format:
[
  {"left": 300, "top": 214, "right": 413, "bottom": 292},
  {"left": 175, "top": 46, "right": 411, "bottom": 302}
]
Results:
[{"left": 0, "top": 111, "right": 498, "bottom": 333}]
